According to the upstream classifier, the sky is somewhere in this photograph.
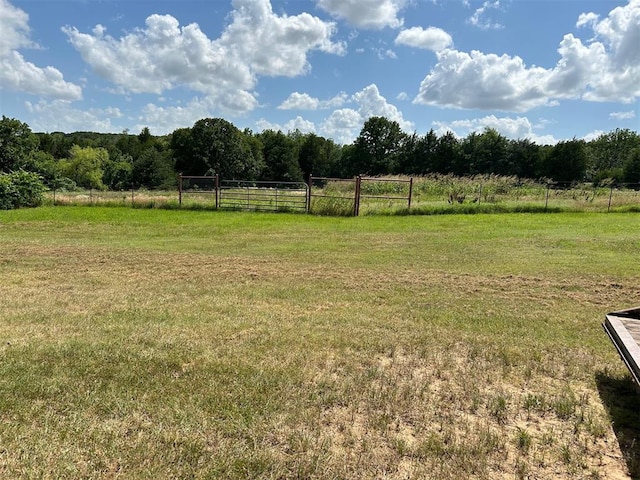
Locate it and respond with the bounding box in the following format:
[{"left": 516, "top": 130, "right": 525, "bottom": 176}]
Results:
[{"left": 0, "top": 0, "right": 639, "bottom": 145}]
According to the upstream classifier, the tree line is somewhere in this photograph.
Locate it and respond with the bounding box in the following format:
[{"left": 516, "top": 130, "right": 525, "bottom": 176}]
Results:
[{"left": 2, "top": 115, "right": 640, "bottom": 193}]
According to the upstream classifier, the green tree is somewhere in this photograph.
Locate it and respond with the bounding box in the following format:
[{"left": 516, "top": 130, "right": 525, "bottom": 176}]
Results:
[
  {"left": 104, "top": 153, "right": 133, "bottom": 190},
  {"left": 506, "top": 139, "right": 541, "bottom": 179},
  {"left": 398, "top": 129, "right": 438, "bottom": 175},
  {"left": 541, "top": 139, "right": 588, "bottom": 183},
  {"left": 37, "top": 132, "right": 73, "bottom": 159},
  {"left": 0, "top": 170, "right": 46, "bottom": 209},
  {"left": 433, "top": 131, "right": 462, "bottom": 175},
  {"left": 353, "top": 117, "right": 407, "bottom": 175},
  {"left": 133, "top": 147, "right": 175, "bottom": 189},
  {"left": 587, "top": 129, "right": 640, "bottom": 182},
  {"left": 258, "top": 130, "right": 303, "bottom": 182},
  {"left": 190, "top": 118, "right": 260, "bottom": 179},
  {"left": 59, "top": 145, "right": 109, "bottom": 190},
  {"left": 623, "top": 149, "right": 640, "bottom": 184},
  {"left": 472, "top": 128, "right": 509, "bottom": 175},
  {"left": 298, "top": 133, "right": 338, "bottom": 178},
  {"left": 0, "top": 116, "right": 38, "bottom": 172},
  {"left": 171, "top": 127, "right": 200, "bottom": 176}
]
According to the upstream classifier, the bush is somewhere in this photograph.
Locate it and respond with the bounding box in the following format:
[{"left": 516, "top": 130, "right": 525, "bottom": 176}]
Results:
[{"left": 0, "top": 170, "right": 46, "bottom": 209}]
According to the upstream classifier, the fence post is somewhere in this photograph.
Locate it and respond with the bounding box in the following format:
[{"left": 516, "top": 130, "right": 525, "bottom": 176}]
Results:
[
  {"left": 478, "top": 184, "right": 483, "bottom": 205},
  {"left": 408, "top": 177, "right": 413, "bottom": 210},
  {"left": 545, "top": 183, "right": 550, "bottom": 210},
  {"left": 608, "top": 184, "right": 614, "bottom": 213},
  {"left": 178, "top": 173, "right": 183, "bottom": 207},
  {"left": 215, "top": 174, "right": 220, "bottom": 209},
  {"left": 354, "top": 176, "right": 362, "bottom": 216},
  {"left": 131, "top": 182, "right": 134, "bottom": 205},
  {"left": 306, "top": 175, "right": 312, "bottom": 214}
]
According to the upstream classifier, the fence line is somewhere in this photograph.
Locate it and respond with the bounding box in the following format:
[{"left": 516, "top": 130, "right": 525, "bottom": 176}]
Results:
[{"left": 45, "top": 177, "right": 640, "bottom": 215}]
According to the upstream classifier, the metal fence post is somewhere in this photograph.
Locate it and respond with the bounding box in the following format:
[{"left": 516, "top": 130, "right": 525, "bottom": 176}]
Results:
[
  {"left": 215, "top": 174, "right": 220, "bottom": 209},
  {"left": 306, "top": 175, "right": 312, "bottom": 214},
  {"left": 178, "top": 173, "right": 183, "bottom": 207},
  {"left": 354, "top": 176, "right": 362, "bottom": 216},
  {"left": 408, "top": 177, "right": 413, "bottom": 209}
]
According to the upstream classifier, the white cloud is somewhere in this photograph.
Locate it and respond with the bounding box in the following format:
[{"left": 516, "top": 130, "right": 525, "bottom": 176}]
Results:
[
  {"left": 467, "top": 0, "right": 504, "bottom": 30},
  {"left": 353, "top": 84, "right": 413, "bottom": 130},
  {"left": 321, "top": 84, "right": 413, "bottom": 143},
  {"left": 63, "top": 0, "right": 344, "bottom": 113},
  {"left": 415, "top": 49, "right": 553, "bottom": 111},
  {"left": 316, "top": 0, "right": 406, "bottom": 29},
  {"left": 576, "top": 12, "right": 599, "bottom": 29},
  {"left": 256, "top": 116, "right": 316, "bottom": 134},
  {"left": 395, "top": 26, "right": 453, "bottom": 52},
  {"left": 279, "top": 92, "right": 320, "bottom": 110},
  {"left": 25, "top": 100, "right": 121, "bottom": 133},
  {"left": 320, "top": 108, "right": 363, "bottom": 144},
  {"left": 0, "top": 0, "right": 34, "bottom": 55},
  {"left": 610, "top": 110, "right": 636, "bottom": 120},
  {"left": 432, "top": 114, "right": 559, "bottom": 145},
  {"left": 134, "top": 92, "right": 262, "bottom": 135},
  {"left": 379, "top": 49, "right": 397, "bottom": 60},
  {"left": 0, "top": 0, "right": 81, "bottom": 100},
  {"left": 582, "top": 129, "right": 606, "bottom": 142},
  {"left": 137, "top": 99, "right": 217, "bottom": 135},
  {"left": 415, "top": 0, "right": 640, "bottom": 111},
  {"left": 278, "top": 91, "right": 347, "bottom": 110}
]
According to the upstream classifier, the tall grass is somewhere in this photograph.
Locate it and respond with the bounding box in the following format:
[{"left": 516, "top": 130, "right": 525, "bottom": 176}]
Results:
[
  {"left": 44, "top": 175, "right": 640, "bottom": 215},
  {"left": 0, "top": 207, "right": 638, "bottom": 478}
]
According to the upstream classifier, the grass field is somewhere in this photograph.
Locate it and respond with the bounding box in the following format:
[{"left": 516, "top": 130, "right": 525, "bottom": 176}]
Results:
[{"left": 1, "top": 207, "right": 639, "bottom": 479}]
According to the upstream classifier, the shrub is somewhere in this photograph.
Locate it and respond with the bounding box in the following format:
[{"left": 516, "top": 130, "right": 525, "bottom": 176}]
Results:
[{"left": 0, "top": 170, "right": 46, "bottom": 209}]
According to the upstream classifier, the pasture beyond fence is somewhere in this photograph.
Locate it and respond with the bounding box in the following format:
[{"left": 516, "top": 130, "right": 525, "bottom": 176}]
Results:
[{"left": 47, "top": 175, "right": 640, "bottom": 215}]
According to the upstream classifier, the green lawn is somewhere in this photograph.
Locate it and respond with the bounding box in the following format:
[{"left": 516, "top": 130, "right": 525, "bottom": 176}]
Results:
[{"left": 1, "top": 207, "right": 639, "bottom": 479}]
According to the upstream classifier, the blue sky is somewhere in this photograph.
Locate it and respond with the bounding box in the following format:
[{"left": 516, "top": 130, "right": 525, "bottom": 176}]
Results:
[{"left": 1, "top": 0, "right": 638, "bottom": 144}]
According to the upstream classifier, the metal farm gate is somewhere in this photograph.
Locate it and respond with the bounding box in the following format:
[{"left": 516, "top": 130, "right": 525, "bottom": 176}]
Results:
[
  {"left": 179, "top": 175, "right": 309, "bottom": 213},
  {"left": 308, "top": 175, "right": 413, "bottom": 216}
]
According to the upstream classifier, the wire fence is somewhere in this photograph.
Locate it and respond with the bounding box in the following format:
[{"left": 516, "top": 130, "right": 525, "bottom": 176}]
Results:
[{"left": 45, "top": 177, "right": 640, "bottom": 215}]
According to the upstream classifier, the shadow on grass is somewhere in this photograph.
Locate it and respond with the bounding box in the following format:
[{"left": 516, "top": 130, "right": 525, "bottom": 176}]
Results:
[{"left": 596, "top": 370, "right": 640, "bottom": 478}]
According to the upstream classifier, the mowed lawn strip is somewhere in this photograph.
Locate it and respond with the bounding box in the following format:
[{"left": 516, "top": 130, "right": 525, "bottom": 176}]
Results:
[{"left": 0, "top": 207, "right": 638, "bottom": 479}]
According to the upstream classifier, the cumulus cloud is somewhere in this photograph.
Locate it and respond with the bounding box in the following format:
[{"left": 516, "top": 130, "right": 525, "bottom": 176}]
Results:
[
  {"left": 415, "top": 0, "right": 640, "bottom": 111},
  {"left": 415, "top": 49, "right": 552, "bottom": 111},
  {"left": 278, "top": 91, "right": 347, "bottom": 110},
  {"left": 432, "top": 115, "right": 559, "bottom": 145},
  {"left": 264, "top": 84, "right": 411, "bottom": 144},
  {"left": 25, "top": 100, "right": 121, "bottom": 133},
  {"left": 256, "top": 116, "right": 317, "bottom": 134},
  {"left": 316, "top": 0, "right": 406, "bottom": 29},
  {"left": 0, "top": 0, "right": 81, "bottom": 100},
  {"left": 321, "top": 84, "right": 413, "bottom": 143},
  {"left": 576, "top": 12, "right": 599, "bottom": 29},
  {"left": 63, "top": 0, "right": 344, "bottom": 113},
  {"left": 395, "top": 26, "right": 453, "bottom": 52}
]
